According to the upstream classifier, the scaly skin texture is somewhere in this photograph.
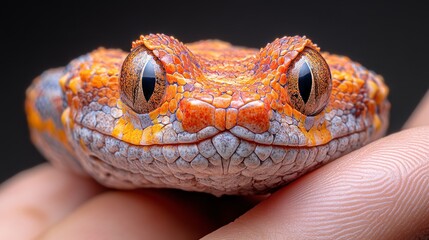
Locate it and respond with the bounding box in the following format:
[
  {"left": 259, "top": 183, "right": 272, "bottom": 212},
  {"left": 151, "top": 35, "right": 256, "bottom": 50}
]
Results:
[{"left": 26, "top": 34, "right": 390, "bottom": 195}]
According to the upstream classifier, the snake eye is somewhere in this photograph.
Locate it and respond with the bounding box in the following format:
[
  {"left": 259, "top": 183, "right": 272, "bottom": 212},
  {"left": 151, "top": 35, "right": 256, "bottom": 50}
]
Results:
[
  {"left": 285, "top": 47, "right": 332, "bottom": 116},
  {"left": 120, "top": 46, "right": 166, "bottom": 114}
]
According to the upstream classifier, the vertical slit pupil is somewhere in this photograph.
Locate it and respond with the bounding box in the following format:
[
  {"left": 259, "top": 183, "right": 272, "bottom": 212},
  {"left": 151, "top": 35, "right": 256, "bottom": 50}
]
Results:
[
  {"left": 298, "top": 61, "right": 312, "bottom": 103},
  {"left": 142, "top": 59, "right": 156, "bottom": 101}
]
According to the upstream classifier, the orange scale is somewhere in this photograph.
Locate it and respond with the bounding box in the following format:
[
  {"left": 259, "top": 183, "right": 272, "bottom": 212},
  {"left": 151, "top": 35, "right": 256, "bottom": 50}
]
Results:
[
  {"left": 183, "top": 91, "right": 191, "bottom": 98},
  {"left": 154, "top": 49, "right": 164, "bottom": 58},
  {"left": 176, "top": 108, "right": 183, "bottom": 121},
  {"left": 279, "top": 88, "right": 288, "bottom": 103},
  {"left": 165, "top": 85, "right": 178, "bottom": 101},
  {"left": 168, "top": 99, "right": 177, "bottom": 113},
  {"left": 175, "top": 74, "right": 187, "bottom": 86},
  {"left": 263, "top": 95, "right": 273, "bottom": 105},
  {"left": 141, "top": 124, "right": 164, "bottom": 145},
  {"left": 376, "top": 86, "right": 388, "bottom": 104},
  {"left": 107, "top": 69, "right": 118, "bottom": 76},
  {"left": 108, "top": 75, "right": 118, "bottom": 84},
  {"left": 367, "top": 81, "right": 378, "bottom": 99},
  {"left": 105, "top": 91, "right": 113, "bottom": 99},
  {"left": 345, "top": 82, "right": 354, "bottom": 93},
  {"left": 332, "top": 100, "right": 343, "bottom": 109},
  {"left": 283, "top": 58, "right": 293, "bottom": 70},
  {"left": 68, "top": 77, "right": 81, "bottom": 94},
  {"left": 175, "top": 93, "right": 183, "bottom": 103},
  {"left": 242, "top": 92, "right": 261, "bottom": 103},
  {"left": 159, "top": 102, "right": 169, "bottom": 115},
  {"left": 180, "top": 55, "right": 189, "bottom": 67},
  {"left": 270, "top": 89, "right": 279, "bottom": 100},
  {"left": 176, "top": 64, "right": 184, "bottom": 74},
  {"left": 100, "top": 75, "right": 109, "bottom": 86},
  {"left": 354, "top": 78, "right": 365, "bottom": 88},
  {"left": 271, "top": 81, "right": 281, "bottom": 92},
  {"left": 79, "top": 69, "right": 92, "bottom": 81},
  {"left": 215, "top": 109, "right": 226, "bottom": 130},
  {"left": 122, "top": 121, "right": 134, "bottom": 136},
  {"left": 263, "top": 85, "right": 272, "bottom": 92},
  {"left": 270, "top": 101, "right": 282, "bottom": 111},
  {"left": 279, "top": 73, "right": 287, "bottom": 85},
  {"left": 336, "top": 92, "right": 345, "bottom": 100},
  {"left": 210, "top": 91, "right": 221, "bottom": 97},
  {"left": 109, "top": 84, "right": 119, "bottom": 91},
  {"left": 237, "top": 101, "right": 269, "bottom": 134},
  {"left": 270, "top": 61, "right": 278, "bottom": 70},
  {"left": 180, "top": 99, "right": 215, "bottom": 133},
  {"left": 226, "top": 108, "right": 238, "bottom": 129},
  {"left": 262, "top": 57, "right": 271, "bottom": 65},
  {"left": 165, "top": 74, "right": 176, "bottom": 84},
  {"left": 59, "top": 74, "right": 70, "bottom": 91},
  {"left": 285, "top": 51, "right": 298, "bottom": 60},
  {"left": 240, "top": 86, "right": 250, "bottom": 92},
  {"left": 213, "top": 94, "right": 232, "bottom": 108},
  {"left": 259, "top": 72, "right": 268, "bottom": 79},
  {"left": 149, "top": 108, "right": 160, "bottom": 120},
  {"left": 367, "top": 101, "right": 376, "bottom": 115},
  {"left": 230, "top": 94, "right": 244, "bottom": 108},
  {"left": 261, "top": 77, "right": 271, "bottom": 86},
  {"left": 272, "top": 50, "right": 279, "bottom": 59},
  {"left": 218, "top": 86, "right": 227, "bottom": 93},
  {"left": 160, "top": 45, "right": 174, "bottom": 54},
  {"left": 112, "top": 118, "right": 126, "bottom": 138},
  {"left": 95, "top": 68, "right": 107, "bottom": 75},
  {"left": 343, "top": 95, "right": 351, "bottom": 102},
  {"left": 194, "top": 93, "right": 214, "bottom": 104},
  {"left": 108, "top": 98, "right": 117, "bottom": 107},
  {"left": 141, "top": 39, "right": 156, "bottom": 50},
  {"left": 128, "top": 129, "right": 143, "bottom": 145},
  {"left": 165, "top": 63, "right": 176, "bottom": 74},
  {"left": 173, "top": 55, "right": 181, "bottom": 64},
  {"left": 97, "top": 88, "right": 106, "bottom": 97}
]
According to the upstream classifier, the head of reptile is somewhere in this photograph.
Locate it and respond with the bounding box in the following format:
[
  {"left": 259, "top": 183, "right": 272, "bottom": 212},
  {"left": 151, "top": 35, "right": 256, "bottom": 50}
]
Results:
[{"left": 26, "top": 34, "right": 389, "bottom": 195}]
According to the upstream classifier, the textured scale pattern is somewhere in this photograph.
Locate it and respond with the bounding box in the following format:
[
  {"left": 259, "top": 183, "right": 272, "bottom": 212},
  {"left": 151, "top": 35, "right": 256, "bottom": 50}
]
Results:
[{"left": 26, "top": 34, "right": 390, "bottom": 195}]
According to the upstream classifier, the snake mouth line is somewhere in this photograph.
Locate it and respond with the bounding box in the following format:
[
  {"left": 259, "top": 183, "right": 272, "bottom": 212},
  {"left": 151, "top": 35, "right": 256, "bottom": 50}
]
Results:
[
  {"left": 73, "top": 121, "right": 369, "bottom": 150},
  {"left": 74, "top": 122, "right": 369, "bottom": 195}
]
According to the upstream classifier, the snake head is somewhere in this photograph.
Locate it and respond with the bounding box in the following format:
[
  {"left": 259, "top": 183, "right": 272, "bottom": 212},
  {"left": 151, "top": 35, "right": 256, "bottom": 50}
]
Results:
[{"left": 28, "top": 33, "right": 389, "bottom": 195}]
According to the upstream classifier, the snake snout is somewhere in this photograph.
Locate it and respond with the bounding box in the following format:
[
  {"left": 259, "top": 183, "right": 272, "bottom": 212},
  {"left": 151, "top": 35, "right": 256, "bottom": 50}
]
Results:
[{"left": 179, "top": 98, "right": 271, "bottom": 134}]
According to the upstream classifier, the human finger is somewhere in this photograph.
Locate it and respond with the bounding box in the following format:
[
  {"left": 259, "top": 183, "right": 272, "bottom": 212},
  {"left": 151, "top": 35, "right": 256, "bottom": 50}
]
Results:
[
  {"left": 203, "top": 127, "right": 429, "bottom": 240},
  {"left": 404, "top": 90, "right": 429, "bottom": 129},
  {"left": 38, "top": 189, "right": 217, "bottom": 240},
  {"left": 0, "top": 164, "right": 103, "bottom": 239}
]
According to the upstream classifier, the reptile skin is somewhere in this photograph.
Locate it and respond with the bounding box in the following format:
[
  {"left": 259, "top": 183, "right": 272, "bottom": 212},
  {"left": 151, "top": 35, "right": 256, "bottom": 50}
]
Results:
[{"left": 26, "top": 34, "right": 390, "bottom": 195}]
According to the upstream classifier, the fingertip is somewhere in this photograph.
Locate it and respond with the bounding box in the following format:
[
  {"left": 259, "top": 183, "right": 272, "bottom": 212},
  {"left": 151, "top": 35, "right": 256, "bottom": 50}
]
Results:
[
  {"left": 0, "top": 164, "right": 103, "bottom": 240},
  {"left": 39, "top": 190, "right": 216, "bottom": 240},
  {"left": 404, "top": 90, "right": 429, "bottom": 129},
  {"left": 204, "top": 127, "right": 429, "bottom": 239}
]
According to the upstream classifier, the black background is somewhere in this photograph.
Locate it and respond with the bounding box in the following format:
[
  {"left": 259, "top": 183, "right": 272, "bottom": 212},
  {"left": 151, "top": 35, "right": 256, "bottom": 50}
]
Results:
[{"left": 2, "top": 1, "right": 428, "bottom": 182}]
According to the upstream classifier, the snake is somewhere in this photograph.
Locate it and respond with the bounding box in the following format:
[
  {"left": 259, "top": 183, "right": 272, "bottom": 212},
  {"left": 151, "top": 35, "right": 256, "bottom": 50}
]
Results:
[{"left": 25, "top": 34, "right": 390, "bottom": 196}]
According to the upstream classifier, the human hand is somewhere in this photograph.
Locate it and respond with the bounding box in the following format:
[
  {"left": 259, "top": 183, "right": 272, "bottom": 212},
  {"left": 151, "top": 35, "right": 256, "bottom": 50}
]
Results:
[{"left": 1, "top": 91, "right": 428, "bottom": 240}]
